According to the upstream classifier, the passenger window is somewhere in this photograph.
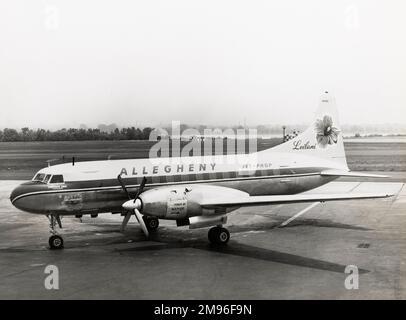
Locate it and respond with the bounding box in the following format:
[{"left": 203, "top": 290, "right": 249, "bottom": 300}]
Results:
[
  {"left": 43, "top": 174, "right": 52, "bottom": 184},
  {"left": 50, "top": 175, "right": 64, "bottom": 183}
]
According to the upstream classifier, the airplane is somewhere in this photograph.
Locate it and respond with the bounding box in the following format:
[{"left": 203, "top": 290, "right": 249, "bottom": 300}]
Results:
[{"left": 10, "top": 92, "right": 393, "bottom": 250}]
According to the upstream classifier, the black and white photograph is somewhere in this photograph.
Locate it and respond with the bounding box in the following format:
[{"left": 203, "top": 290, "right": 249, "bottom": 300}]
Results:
[{"left": 0, "top": 0, "right": 405, "bottom": 308}]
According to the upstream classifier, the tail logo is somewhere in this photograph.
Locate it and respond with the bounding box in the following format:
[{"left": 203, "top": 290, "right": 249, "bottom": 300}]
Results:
[{"left": 315, "top": 115, "right": 340, "bottom": 148}]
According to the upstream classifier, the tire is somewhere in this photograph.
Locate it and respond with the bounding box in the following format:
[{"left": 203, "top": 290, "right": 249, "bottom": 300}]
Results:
[
  {"left": 208, "top": 227, "right": 230, "bottom": 245},
  {"left": 143, "top": 217, "right": 159, "bottom": 231},
  {"left": 208, "top": 227, "right": 218, "bottom": 243},
  {"left": 49, "top": 235, "right": 64, "bottom": 250}
]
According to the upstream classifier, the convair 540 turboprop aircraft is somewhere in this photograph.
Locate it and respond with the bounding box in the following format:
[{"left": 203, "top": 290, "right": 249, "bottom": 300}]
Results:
[{"left": 10, "top": 92, "right": 393, "bottom": 249}]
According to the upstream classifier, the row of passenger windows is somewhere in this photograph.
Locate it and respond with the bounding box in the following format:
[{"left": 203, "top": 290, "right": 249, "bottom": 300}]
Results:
[{"left": 33, "top": 173, "right": 64, "bottom": 184}]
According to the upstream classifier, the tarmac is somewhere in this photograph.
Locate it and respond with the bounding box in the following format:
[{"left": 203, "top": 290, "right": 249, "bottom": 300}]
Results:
[{"left": 0, "top": 174, "right": 405, "bottom": 299}]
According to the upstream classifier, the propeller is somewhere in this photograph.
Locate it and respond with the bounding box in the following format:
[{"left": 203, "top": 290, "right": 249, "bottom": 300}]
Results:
[{"left": 118, "top": 175, "right": 149, "bottom": 237}]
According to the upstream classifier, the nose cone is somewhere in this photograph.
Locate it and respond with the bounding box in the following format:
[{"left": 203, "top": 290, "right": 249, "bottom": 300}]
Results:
[
  {"left": 10, "top": 184, "right": 25, "bottom": 205},
  {"left": 10, "top": 185, "right": 26, "bottom": 212},
  {"left": 10, "top": 181, "right": 47, "bottom": 213}
]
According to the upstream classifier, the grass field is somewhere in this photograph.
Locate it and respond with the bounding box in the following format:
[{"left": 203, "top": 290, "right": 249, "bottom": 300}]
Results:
[{"left": 0, "top": 138, "right": 405, "bottom": 180}]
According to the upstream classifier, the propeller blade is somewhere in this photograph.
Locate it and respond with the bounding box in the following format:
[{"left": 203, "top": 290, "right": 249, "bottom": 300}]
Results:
[
  {"left": 120, "top": 212, "right": 132, "bottom": 232},
  {"left": 134, "top": 209, "right": 149, "bottom": 237},
  {"left": 117, "top": 174, "right": 131, "bottom": 200},
  {"left": 134, "top": 177, "right": 147, "bottom": 202}
]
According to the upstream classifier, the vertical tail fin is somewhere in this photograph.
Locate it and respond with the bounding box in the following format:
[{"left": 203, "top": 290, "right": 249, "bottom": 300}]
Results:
[{"left": 268, "top": 92, "right": 348, "bottom": 169}]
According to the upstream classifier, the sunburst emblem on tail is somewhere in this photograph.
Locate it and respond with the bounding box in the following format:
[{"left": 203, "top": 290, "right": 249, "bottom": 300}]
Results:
[{"left": 315, "top": 115, "right": 340, "bottom": 148}]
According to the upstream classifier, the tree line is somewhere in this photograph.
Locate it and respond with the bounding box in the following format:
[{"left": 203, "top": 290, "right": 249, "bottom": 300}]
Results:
[{"left": 0, "top": 127, "right": 154, "bottom": 142}]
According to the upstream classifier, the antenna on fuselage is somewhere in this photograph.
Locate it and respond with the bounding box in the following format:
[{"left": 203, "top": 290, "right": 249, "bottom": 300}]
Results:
[
  {"left": 72, "top": 157, "right": 75, "bottom": 166},
  {"left": 282, "top": 126, "right": 286, "bottom": 142},
  {"left": 46, "top": 159, "right": 59, "bottom": 167}
]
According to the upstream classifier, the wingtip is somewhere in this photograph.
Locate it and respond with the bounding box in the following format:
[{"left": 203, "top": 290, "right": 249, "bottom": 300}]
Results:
[{"left": 321, "top": 170, "right": 391, "bottom": 179}]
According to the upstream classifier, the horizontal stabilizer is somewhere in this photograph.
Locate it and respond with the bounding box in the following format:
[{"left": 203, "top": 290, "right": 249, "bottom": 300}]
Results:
[
  {"left": 320, "top": 170, "right": 389, "bottom": 178},
  {"left": 200, "top": 192, "right": 394, "bottom": 208}
]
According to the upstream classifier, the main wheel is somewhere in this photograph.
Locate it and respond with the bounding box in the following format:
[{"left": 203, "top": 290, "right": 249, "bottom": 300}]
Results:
[
  {"left": 49, "top": 235, "right": 64, "bottom": 250},
  {"left": 143, "top": 217, "right": 159, "bottom": 231},
  {"left": 208, "top": 227, "right": 230, "bottom": 245}
]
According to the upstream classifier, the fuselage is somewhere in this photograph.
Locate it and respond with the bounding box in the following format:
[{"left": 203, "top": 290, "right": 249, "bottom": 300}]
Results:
[{"left": 10, "top": 150, "right": 339, "bottom": 217}]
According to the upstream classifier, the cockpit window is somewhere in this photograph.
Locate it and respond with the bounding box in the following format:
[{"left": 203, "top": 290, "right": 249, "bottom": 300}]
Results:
[
  {"left": 50, "top": 175, "right": 64, "bottom": 183},
  {"left": 33, "top": 173, "right": 46, "bottom": 182},
  {"left": 43, "top": 174, "right": 52, "bottom": 184}
]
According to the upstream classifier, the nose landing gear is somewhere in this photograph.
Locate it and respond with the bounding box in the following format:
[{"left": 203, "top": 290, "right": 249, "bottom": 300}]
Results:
[{"left": 47, "top": 214, "right": 64, "bottom": 250}]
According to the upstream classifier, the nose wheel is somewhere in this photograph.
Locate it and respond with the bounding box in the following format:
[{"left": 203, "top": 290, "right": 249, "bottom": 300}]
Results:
[
  {"left": 49, "top": 235, "right": 64, "bottom": 250},
  {"left": 47, "top": 214, "right": 64, "bottom": 250},
  {"left": 208, "top": 226, "right": 230, "bottom": 245}
]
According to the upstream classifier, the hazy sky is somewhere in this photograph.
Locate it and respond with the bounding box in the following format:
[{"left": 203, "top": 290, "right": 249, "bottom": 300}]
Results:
[{"left": 0, "top": 0, "right": 405, "bottom": 129}]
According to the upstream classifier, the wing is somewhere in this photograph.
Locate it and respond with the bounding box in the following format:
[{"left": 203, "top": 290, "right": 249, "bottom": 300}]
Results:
[{"left": 200, "top": 192, "right": 394, "bottom": 209}]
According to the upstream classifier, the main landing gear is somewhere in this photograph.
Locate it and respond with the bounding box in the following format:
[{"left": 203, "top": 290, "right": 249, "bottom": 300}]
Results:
[
  {"left": 47, "top": 214, "right": 64, "bottom": 250},
  {"left": 208, "top": 226, "right": 230, "bottom": 245},
  {"left": 143, "top": 216, "right": 159, "bottom": 232}
]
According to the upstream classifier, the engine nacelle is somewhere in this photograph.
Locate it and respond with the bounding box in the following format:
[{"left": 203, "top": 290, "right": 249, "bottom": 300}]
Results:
[{"left": 139, "top": 185, "right": 248, "bottom": 220}]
